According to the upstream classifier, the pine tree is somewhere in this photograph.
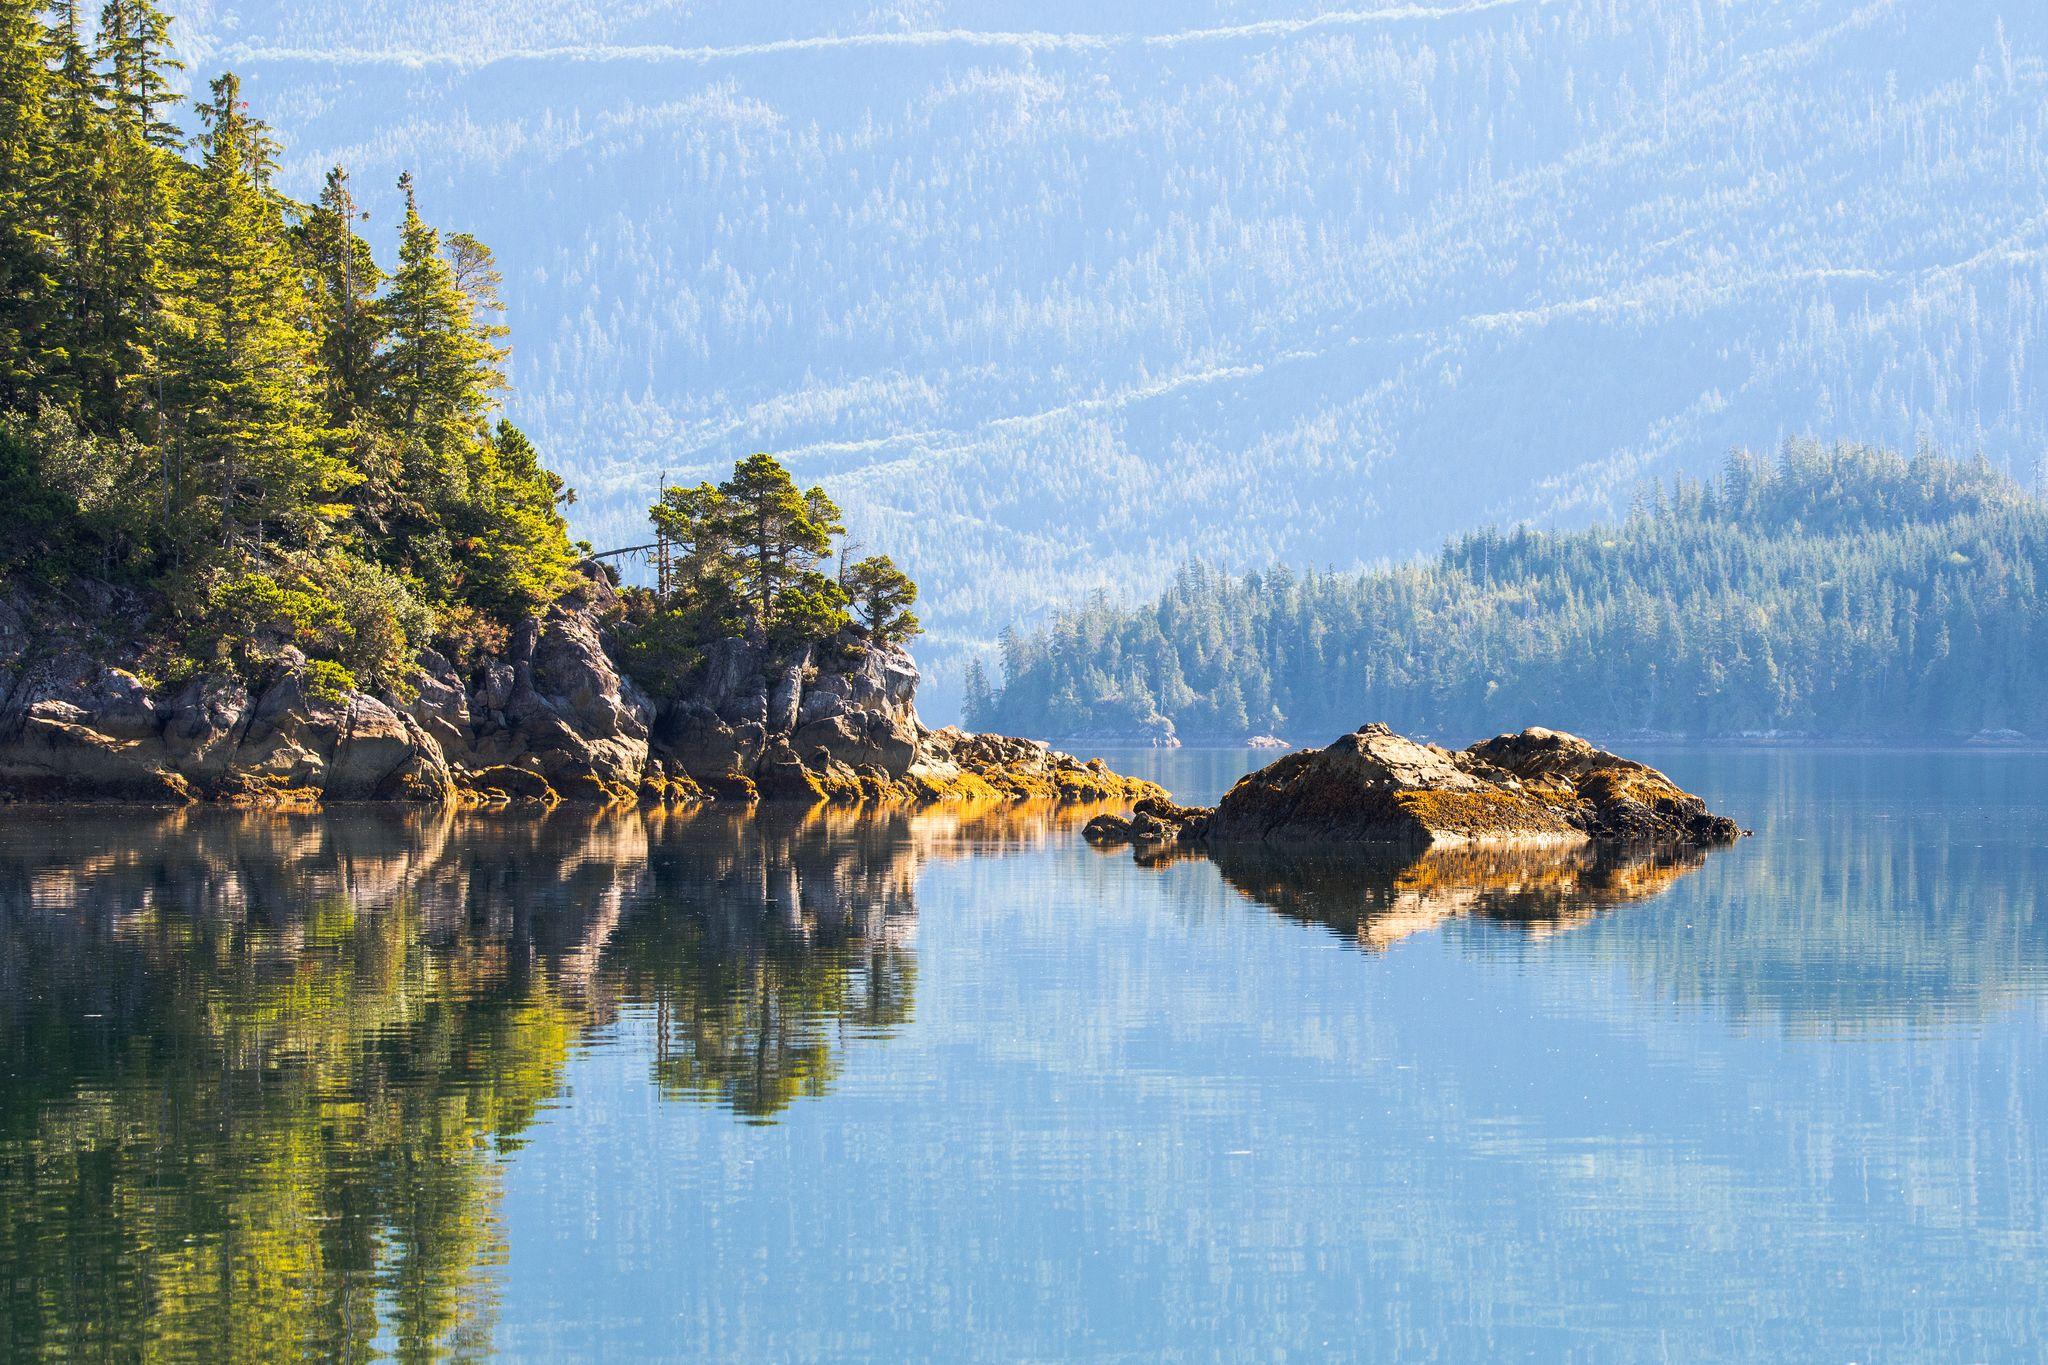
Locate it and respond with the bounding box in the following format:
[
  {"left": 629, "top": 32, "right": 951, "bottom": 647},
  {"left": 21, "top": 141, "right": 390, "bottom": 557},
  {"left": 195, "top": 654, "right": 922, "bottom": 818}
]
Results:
[
  {"left": 93, "top": 0, "right": 181, "bottom": 437},
  {"left": 720, "top": 452, "right": 839, "bottom": 637},
  {"left": 0, "top": 0, "right": 60, "bottom": 405},
  {"left": 844, "top": 554, "right": 920, "bottom": 645},
  {"left": 97, "top": 0, "right": 180, "bottom": 148},
  {"left": 962, "top": 657, "right": 994, "bottom": 729},
  {"left": 458, "top": 420, "right": 576, "bottom": 614},
  {"left": 43, "top": 0, "right": 113, "bottom": 413},
  {"left": 164, "top": 73, "right": 340, "bottom": 554},
  {"left": 379, "top": 173, "right": 504, "bottom": 456},
  {"left": 301, "top": 166, "right": 384, "bottom": 424}
]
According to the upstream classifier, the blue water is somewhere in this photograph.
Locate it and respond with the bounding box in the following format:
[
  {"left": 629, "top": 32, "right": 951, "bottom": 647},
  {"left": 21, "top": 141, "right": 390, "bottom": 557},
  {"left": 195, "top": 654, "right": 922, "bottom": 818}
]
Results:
[{"left": 5, "top": 750, "right": 2047, "bottom": 1359}]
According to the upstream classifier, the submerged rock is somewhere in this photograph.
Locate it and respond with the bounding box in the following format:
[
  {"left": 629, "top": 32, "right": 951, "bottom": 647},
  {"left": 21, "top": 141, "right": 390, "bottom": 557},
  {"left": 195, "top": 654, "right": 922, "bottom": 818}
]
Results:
[{"left": 1086, "top": 724, "right": 1741, "bottom": 851}]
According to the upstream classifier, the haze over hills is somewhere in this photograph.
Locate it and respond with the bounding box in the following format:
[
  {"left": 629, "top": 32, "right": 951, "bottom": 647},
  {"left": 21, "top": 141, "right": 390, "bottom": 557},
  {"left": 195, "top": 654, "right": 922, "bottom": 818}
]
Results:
[{"left": 175, "top": 0, "right": 2048, "bottom": 702}]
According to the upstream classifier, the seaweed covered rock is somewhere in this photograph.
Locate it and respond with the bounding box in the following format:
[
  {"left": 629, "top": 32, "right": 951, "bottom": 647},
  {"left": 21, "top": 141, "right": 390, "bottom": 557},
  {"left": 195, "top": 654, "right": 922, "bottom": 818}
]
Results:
[
  {"left": 1083, "top": 797, "right": 1212, "bottom": 847},
  {"left": 1459, "top": 727, "right": 1741, "bottom": 844},
  {"left": 1205, "top": 723, "right": 1584, "bottom": 847},
  {"left": 902, "top": 727, "right": 1166, "bottom": 805}
]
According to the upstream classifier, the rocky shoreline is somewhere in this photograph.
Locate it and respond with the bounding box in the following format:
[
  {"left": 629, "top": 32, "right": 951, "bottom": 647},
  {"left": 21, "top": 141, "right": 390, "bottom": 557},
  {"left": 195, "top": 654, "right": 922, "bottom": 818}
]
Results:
[
  {"left": 1085, "top": 723, "right": 1742, "bottom": 852},
  {"left": 0, "top": 566, "right": 1164, "bottom": 811}
]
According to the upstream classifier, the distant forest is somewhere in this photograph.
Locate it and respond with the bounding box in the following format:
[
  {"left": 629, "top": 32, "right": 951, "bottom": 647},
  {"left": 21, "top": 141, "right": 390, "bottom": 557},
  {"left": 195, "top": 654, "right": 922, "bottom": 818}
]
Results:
[
  {"left": 970, "top": 444, "right": 2048, "bottom": 745},
  {"left": 185, "top": 2, "right": 2048, "bottom": 667}
]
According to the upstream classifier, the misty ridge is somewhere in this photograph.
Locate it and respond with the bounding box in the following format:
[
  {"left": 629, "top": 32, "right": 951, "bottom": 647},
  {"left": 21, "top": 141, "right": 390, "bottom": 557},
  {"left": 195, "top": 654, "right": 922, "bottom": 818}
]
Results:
[{"left": 183, "top": 0, "right": 2048, "bottom": 703}]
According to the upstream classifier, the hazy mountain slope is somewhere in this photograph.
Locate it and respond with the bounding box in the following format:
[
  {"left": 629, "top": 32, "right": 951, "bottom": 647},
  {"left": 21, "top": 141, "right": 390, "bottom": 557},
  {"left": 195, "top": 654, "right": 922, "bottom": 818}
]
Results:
[{"left": 174, "top": 1, "right": 2048, "bottom": 694}]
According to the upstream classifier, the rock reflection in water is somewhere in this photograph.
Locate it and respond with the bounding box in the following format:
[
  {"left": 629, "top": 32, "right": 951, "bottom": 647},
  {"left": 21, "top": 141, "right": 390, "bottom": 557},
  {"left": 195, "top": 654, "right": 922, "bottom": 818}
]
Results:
[
  {"left": 0, "top": 803, "right": 1095, "bottom": 1360},
  {"left": 1185, "top": 842, "right": 1711, "bottom": 952}
]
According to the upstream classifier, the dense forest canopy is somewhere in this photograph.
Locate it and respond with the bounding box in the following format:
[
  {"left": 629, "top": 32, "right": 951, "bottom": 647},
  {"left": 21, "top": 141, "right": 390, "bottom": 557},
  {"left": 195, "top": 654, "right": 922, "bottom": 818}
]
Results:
[
  {"left": 0, "top": 0, "right": 578, "bottom": 697},
  {"left": 972, "top": 444, "right": 2048, "bottom": 745}
]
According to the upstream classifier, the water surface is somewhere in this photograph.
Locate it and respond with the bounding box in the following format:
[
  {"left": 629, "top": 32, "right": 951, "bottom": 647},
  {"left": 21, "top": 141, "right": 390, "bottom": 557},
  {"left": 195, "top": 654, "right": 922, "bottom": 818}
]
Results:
[{"left": 4, "top": 750, "right": 2046, "bottom": 1359}]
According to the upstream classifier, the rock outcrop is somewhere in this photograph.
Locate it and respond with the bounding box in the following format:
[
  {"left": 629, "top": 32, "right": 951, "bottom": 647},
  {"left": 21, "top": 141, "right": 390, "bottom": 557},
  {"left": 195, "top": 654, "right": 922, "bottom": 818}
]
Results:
[
  {"left": 649, "top": 630, "right": 1164, "bottom": 808},
  {"left": 0, "top": 566, "right": 1162, "bottom": 811},
  {"left": 1085, "top": 724, "right": 1741, "bottom": 851}
]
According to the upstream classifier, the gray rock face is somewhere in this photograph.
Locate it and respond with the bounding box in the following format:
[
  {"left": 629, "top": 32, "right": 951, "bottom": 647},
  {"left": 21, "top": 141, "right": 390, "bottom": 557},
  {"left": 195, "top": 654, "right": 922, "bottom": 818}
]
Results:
[
  {"left": 456, "top": 570, "right": 655, "bottom": 800},
  {"left": 652, "top": 631, "right": 925, "bottom": 794},
  {"left": 0, "top": 566, "right": 654, "bottom": 805}
]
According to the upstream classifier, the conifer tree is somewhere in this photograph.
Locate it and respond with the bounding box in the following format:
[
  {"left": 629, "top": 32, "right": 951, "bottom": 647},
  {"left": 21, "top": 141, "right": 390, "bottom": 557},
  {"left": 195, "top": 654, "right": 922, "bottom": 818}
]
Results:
[
  {"left": 380, "top": 173, "right": 504, "bottom": 456},
  {"left": 93, "top": 0, "right": 181, "bottom": 436},
  {"left": 844, "top": 554, "right": 920, "bottom": 645},
  {"left": 459, "top": 420, "right": 576, "bottom": 614},
  {"left": 44, "top": 0, "right": 112, "bottom": 412},
  {"left": 720, "top": 452, "right": 840, "bottom": 637},
  {"left": 97, "top": 0, "right": 180, "bottom": 147},
  {"left": 0, "top": 0, "right": 60, "bottom": 405},
  {"left": 301, "top": 166, "right": 384, "bottom": 424},
  {"left": 962, "top": 657, "right": 994, "bottom": 729},
  {"left": 165, "top": 73, "right": 340, "bottom": 553}
]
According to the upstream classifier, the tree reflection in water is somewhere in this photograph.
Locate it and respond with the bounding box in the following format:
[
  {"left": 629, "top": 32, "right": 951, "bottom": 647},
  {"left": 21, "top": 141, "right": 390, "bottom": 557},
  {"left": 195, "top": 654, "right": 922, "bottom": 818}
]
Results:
[{"left": 0, "top": 803, "right": 1092, "bottom": 1360}]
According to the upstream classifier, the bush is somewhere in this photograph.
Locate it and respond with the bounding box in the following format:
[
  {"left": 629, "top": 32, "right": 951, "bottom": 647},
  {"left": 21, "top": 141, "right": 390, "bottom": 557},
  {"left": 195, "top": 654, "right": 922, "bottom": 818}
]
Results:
[{"left": 303, "top": 658, "right": 358, "bottom": 705}]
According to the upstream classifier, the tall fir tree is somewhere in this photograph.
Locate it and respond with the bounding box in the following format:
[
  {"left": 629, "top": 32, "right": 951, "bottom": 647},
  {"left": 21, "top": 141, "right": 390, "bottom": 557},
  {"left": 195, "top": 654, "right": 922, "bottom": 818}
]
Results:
[
  {"left": 0, "top": 0, "right": 60, "bottom": 405},
  {"left": 165, "top": 73, "right": 341, "bottom": 554},
  {"left": 301, "top": 165, "right": 385, "bottom": 424},
  {"left": 379, "top": 172, "right": 504, "bottom": 458},
  {"left": 93, "top": 0, "right": 182, "bottom": 436},
  {"left": 43, "top": 0, "right": 114, "bottom": 413}
]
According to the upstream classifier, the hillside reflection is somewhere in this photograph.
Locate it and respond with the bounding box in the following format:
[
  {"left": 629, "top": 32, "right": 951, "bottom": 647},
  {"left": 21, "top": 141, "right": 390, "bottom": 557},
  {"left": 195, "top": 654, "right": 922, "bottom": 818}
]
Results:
[{"left": 0, "top": 803, "right": 1091, "bottom": 1360}]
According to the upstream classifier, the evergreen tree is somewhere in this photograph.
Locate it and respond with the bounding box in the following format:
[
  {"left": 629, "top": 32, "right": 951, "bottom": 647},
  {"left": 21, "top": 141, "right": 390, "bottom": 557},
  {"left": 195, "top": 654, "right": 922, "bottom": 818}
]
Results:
[
  {"left": 380, "top": 172, "right": 503, "bottom": 455},
  {"left": 97, "top": 0, "right": 181, "bottom": 147},
  {"left": 844, "top": 554, "right": 920, "bottom": 645},
  {"left": 619, "top": 453, "right": 921, "bottom": 688},
  {"left": 164, "top": 73, "right": 340, "bottom": 553},
  {"left": 43, "top": 0, "right": 112, "bottom": 412},
  {"left": 721, "top": 452, "right": 839, "bottom": 638},
  {"left": 962, "top": 657, "right": 994, "bottom": 729},
  {"left": 300, "top": 166, "right": 384, "bottom": 424},
  {"left": 457, "top": 419, "right": 575, "bottom": 614},
  {"left": 92, "top": 0, "right": 181, "bottom": 436},
  {"left": 0, "top": 0, "right": 60, "bottom": 405}
]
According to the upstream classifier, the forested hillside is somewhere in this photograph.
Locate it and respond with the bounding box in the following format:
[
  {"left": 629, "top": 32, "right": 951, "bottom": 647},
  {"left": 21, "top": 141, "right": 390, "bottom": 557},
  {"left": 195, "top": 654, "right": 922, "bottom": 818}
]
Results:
[
  {"left": 972, "top": 445, "right": 2048, "bottom": 745},
  {"left": 168, "top": 0, "right": 2048, "bottom": 692},
  {"left": 0, "top": 1, "right": 576, "bottom": 695}
]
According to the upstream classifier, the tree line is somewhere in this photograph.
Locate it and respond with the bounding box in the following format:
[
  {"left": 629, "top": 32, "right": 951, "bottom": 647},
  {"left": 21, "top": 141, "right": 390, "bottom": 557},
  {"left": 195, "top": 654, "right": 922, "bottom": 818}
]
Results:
[
  {"left": 0, "top": 0, "right": 578, "bottom": 697},
  {"left": 970, "top": 443, "right": 2048, "bottom": 744}
]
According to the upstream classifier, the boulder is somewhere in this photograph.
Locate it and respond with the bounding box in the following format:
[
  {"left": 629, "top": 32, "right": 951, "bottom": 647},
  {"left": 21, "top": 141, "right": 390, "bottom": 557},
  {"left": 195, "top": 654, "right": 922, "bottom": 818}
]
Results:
[
  {"left": 1096, "top": 724, "right": 1740, "bottom": 851},
  {"left": 326, "top": 695, "right": 442, "bottom": 800},
  {"left": 1460, "top": 727, "right": 1743, "bottom": 845},
  {"left": 1202, "top": 723, "right": 1581, "bottom": 847},
  {"left": 407, "top": 649, "right": 473, "bottom": 751},
  {"left": 767, "top": 647, "right": 810, "bottom": 733}
]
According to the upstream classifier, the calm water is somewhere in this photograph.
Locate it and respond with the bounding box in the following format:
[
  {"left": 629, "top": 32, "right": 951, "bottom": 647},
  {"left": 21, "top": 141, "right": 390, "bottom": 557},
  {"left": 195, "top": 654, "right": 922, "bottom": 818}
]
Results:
[{"left": 4, "top": 750, "right": 2048, "bottom": 1360}]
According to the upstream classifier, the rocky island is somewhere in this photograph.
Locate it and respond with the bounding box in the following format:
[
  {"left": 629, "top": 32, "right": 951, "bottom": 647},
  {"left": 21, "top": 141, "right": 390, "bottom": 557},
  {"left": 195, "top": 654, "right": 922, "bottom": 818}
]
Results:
[{"left": 1085, "top": 723, "right": 1742, "bottom": 851}]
